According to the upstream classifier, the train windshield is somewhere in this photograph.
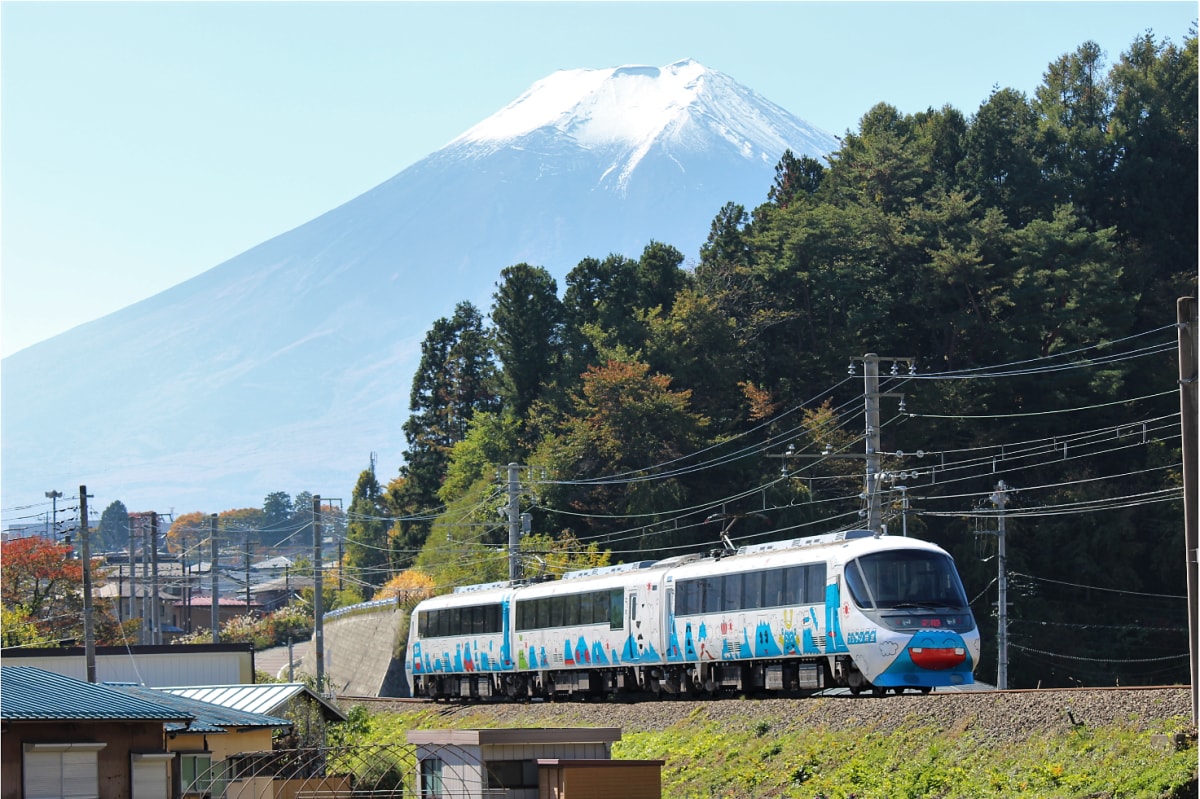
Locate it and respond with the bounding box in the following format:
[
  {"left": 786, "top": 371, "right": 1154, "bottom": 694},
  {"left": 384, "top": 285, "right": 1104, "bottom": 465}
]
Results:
[{"left": 844, "top": 549, "right": 969, "bottom": 611}]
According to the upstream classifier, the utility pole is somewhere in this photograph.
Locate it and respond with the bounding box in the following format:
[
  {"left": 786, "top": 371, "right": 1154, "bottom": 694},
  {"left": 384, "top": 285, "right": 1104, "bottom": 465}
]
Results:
[
  {"left": 863, "top": 355, "right": 883, "bottom": 532},
  {"left": 141, "top": 516, "right": 151, "bottom": 644},
  {"left": 210, "top": 514, "right": 219, "bottom": 643},
  {"left": 45, "top": 490, "right": 62, "bottom": 542},
  {"left": 860, "top": 354, "right": 913, "bottom": 533},
  {"left": 244, "top": 533, "right": 252, "bottom": 615},
  {"left": 79, "top": 486, "right": 96, "bottom": 683},
  {"left": 507, "top": 463, "right": 522, "bottom": 581},
  {"left": 313, "top": 494, "right": 325, "bottom": 694},
  {"left": 991, "top": 481, "right": 1011, "bottom": 690},
  {"left": 150, "top": 512, "right": 161, "bottom": 645},
  {"left": 1177, "top": 297, "right": 1197, "bottom": 724},
  {"left": 182, "top": 532, "right": 191, "bottom": 634},
  {"left": 129, "top": 519, "right": 138, "bottom": 628}
]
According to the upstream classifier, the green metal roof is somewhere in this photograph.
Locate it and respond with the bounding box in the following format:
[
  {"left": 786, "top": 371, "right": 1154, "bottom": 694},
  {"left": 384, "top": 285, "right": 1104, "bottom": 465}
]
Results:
[
  {"left": 112, "top": 684, "right": 293, "bottom": 734},
  {"left": 1, "top": 666, "right": 192, "bottom": 723},
  {"left": 160, "top": 683, "right": 346, "bottom": 722}
]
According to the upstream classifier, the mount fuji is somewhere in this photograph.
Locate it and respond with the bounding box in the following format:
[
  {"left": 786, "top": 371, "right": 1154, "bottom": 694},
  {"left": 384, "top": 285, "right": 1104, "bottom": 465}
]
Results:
[{"left": 1, "top": 59, "right": 838, "bottom": 520}]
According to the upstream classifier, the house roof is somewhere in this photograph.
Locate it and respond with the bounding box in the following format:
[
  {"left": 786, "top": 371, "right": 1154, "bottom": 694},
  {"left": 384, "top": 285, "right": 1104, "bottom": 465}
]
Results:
[
  {"left": 251, "top": 556, "right": 294, "bottom": 571},
  {"left": 406, "top": 728, "right": 622, "bottom": 746},
  {"left": 0, "top": 666, "right": 192, "bottom": 723},
  {"left": 111, "top": 684, "right": 292, "bottom": 734},
  {"left": 173, "top": 596, "right": 262, "bottom": 608},
  {"left": 159, "top": 683, "right": 346, "bottom": 723}
]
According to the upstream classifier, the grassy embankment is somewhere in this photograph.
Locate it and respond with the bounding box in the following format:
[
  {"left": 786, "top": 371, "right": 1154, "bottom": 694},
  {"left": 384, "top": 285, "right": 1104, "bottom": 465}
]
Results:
[{"left": 342, "top": 701, "right": 1197, "bottom": 798}]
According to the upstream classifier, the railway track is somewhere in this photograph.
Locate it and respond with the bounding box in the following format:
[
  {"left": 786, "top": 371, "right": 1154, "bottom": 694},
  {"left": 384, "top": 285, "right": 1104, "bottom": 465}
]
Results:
[{"left": 336, "top": 683, "right": 1187, "bottom": 707}]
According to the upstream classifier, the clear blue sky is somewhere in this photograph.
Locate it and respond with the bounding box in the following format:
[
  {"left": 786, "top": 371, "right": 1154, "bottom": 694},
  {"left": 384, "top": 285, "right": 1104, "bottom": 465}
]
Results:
[{"left": 2, "top": 1, "right": 1195, "bottom": 357}]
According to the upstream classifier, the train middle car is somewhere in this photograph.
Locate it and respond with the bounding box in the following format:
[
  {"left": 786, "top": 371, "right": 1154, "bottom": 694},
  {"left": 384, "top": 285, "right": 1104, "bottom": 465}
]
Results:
[{"left": 407, "top": 530, "right": 981, "bottom": 700}]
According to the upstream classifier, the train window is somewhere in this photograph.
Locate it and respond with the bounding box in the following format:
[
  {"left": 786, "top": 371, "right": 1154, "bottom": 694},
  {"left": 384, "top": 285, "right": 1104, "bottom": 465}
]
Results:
[
  {"left": 848, "top": 550, "right": 969, "bottom": 610},
  {"left": 844, "top": 559, "right": 876, "bottom": 608},
  {"left": 783, "top": 567, "right": 803, "bottom": 605},
  {"left": 573, "top": 590, "right": 588, "bottom": 623},
  {"left": 610, "top": 589, "right": 624, "bottom": 630},
  {"left": 591, "top": 591, "right": 607, "bottom": 624},
  {"left": 675, "top": 579, "right": 698, "bottom": 616},
  {"left": 723, "top": 572, "right": 743, "bottom": 611},
  {"left": 764, "top": 569, "right": 784, "bottom": 608},
  {"left": 565, "top": 594, "right": 579, "bottom": 626},
  {"left": 703, "top": 577, "right": 723, "bottom": 614},
  {"left": 536, "top": 598, "right": 550, "bottom": 629},
  {"left": 742, "top": 571, "right": 763, "bottom": 609},
  {"left": 808, "top": 564, "right": 827, "bottom": 603},
  {"left": 550, "top": 597, "right": 564, "bottom": 627}
]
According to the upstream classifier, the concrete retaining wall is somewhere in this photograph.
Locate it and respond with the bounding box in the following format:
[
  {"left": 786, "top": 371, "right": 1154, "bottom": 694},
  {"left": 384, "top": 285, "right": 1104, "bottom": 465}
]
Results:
[{"left": 295, "top": 604, "right": 410, "bottom": 697}]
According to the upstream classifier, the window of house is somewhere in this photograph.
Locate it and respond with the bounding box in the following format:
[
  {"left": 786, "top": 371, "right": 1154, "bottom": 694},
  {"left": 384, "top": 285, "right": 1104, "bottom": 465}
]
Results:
[
  {"left": 23, "top": 742, "right": 106, "bottom": 799},
  {"left": 419, "top": 757, "right": 443, "bottom": 798},
  {"left": 179, "top": 753, "right": 214, "bottom": 797},
  {"left": 485, "top": 759, "right": 539, "bottom": 790}
]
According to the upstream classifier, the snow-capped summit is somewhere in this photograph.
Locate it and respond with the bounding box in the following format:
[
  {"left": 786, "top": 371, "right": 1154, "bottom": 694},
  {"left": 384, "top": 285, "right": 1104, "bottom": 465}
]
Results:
[
  {"left": 1, "top": 61, "right": 839, "bottom": 516},
  {"left": 452, "top": 59, "right": 834, "bottom": 193}
]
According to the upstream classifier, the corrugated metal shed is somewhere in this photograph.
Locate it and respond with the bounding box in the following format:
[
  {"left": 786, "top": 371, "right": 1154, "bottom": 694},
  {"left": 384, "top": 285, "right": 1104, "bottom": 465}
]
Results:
[
  {"left": 112, "top": 684, "right": 292, "bottom": 734},
  {"left": 159, "top": 683, "right": 346, "bottom": 722},
  {"left": 1, "top": 666, "right": 192, "bottom": 723}
]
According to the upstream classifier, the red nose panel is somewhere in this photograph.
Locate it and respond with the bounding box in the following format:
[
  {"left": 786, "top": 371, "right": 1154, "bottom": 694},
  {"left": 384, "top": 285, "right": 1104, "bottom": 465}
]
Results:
[{"left": 909, "top": 646, "right": 966, "bottom": 670}]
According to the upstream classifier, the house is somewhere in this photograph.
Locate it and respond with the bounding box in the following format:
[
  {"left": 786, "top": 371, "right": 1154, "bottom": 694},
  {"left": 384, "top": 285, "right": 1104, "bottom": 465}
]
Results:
[
  {"left": 2, "top": 667, "right": 353, "bottom": 799},
  {"left": 173, "top": 596, "right": 264, "bottom": 633},
  {"left": 405, "top": 728, "right": 664, "bottom": 799},
  {"left": 250, "top": 574, "right": 313, "bottom": 614},
  {"left": 112, "top": 685, "right": 292, "bottom": 798},
  {"left": 1, "top": 666, "right": 189, "bottom": 799},
  {"left": 156, "top": 684, "right": 351, "bottom": 799},
  {"left": 157, "top": 683, "right": 347, "bottom": 749}
]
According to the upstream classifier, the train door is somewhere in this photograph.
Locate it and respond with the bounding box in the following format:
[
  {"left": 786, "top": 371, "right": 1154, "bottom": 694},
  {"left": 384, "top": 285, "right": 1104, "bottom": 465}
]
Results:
[{"left": 625, "top": 581, "right": 663, "bottom": 661}]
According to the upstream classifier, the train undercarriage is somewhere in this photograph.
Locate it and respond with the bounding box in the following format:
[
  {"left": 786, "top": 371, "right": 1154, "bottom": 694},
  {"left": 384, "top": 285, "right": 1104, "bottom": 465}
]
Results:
[
  {"left": 410, "top": 656, "right": 933, "bottom": 701},
  {"left": 413, "top": 654, "right": 939, "bottom": 701}
]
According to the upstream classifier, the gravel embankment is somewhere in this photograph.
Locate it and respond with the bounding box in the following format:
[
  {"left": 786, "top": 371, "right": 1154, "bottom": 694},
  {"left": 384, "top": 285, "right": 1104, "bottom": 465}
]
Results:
[{"left": 360, "top": 687, "right": 1195, "bottom": 746}]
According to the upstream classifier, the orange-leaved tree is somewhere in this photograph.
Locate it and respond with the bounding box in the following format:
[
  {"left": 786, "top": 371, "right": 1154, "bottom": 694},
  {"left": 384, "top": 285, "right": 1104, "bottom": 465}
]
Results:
[{"left": 0, "top": 536, "right": 136, "bottom": 646}]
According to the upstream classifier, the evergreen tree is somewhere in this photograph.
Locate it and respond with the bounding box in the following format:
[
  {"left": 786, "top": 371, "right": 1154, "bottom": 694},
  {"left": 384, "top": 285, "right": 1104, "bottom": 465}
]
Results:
[
  {"left": 400, "top": 301, "right": 499, "bottom": 553},
  {"left": 261, "top": 492, "right": 294, "bottom": 547},
  {"left": 344, "top": 467, "right": 390, "bottom": 590},
  {"left": 96, "top": 500, "right": 129, "bottom": 553},
  {"left": 490, "top": 263, "right": 564, "bottom": 418}
]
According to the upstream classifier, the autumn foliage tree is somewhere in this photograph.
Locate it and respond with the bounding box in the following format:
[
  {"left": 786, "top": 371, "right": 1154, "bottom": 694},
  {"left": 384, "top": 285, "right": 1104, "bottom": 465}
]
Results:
[{"left": 0, "top": 536, "right": 135, "bottom": 647}]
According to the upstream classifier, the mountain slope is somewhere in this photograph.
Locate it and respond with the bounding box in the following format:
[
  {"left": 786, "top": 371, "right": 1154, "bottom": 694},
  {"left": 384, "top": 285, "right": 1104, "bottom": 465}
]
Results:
[{"left": 1, "top": 59, "right": 839, "bottom": 518}]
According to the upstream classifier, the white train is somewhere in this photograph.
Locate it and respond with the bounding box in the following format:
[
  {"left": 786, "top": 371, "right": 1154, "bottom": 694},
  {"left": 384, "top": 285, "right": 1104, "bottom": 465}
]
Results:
[{"left": 406, "top": 530, "right": 980, "bottom": 700}]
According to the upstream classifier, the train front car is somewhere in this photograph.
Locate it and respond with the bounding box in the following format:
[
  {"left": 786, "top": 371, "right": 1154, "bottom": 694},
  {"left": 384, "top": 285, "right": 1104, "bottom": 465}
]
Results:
[
  {"left": 830, "top": 534, "right": 980, "bottom": 694},
  {"left": 407, "top": 582, "right": 514, "bottom": 700}
]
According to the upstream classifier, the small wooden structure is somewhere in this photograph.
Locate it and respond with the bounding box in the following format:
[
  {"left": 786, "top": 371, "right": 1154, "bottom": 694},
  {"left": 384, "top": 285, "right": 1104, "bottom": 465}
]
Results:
[{"left": 405, "top": 728, "right": 662, "bottom": 799}]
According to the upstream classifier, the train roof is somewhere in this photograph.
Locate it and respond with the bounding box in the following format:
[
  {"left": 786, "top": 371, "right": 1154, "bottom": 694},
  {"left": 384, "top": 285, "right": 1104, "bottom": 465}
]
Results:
[{"left": 418, "top": 531, "right": 950, "bottom": 606}]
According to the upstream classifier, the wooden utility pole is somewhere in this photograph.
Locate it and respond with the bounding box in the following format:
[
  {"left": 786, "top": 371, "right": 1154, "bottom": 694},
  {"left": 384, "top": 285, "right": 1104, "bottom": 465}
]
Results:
[
  {"left": 210, "top": 514, "right": 219, "bottom": 643},
  {"left": 150, "top": 512, "right": 161, "bottom": 645},
  {"left": 313, "top": 494, "right": 325, "bottom": 693},
  {"left": 1177, "top": 297, "right": 1197, "bottom": 724},
  {"left": 79, "top": 485, "right": 96, "bottom": 683}
]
